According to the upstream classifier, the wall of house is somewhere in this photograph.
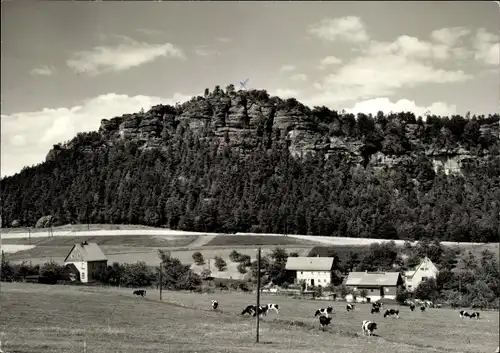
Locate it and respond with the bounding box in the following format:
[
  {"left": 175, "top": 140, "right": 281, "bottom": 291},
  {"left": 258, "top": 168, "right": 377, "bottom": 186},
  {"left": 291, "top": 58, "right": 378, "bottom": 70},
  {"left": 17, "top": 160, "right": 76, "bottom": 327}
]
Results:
[
  {"left": 406, "top": 266, "right": 439, "bottom": 292},
  {"left": 296, "top": 270, "right": 332, "bottom": 287},
  {"left": 87, "top": 261, "right": 107, "bottom": 282},
  {"left": 65, "top": 261, "right": 88, "bottom": 283},
  {"left": 346, "top": 285, "right": 399, "bottom": 301}
]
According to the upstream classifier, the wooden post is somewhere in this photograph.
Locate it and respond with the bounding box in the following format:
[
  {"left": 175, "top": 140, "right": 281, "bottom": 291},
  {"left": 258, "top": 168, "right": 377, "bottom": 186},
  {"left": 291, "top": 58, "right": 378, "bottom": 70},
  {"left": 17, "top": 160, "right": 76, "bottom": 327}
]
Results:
[
  {"left": 159, "top": 262, "right": 163, "bottom": 301},
  {"left": 255, "top": 247, "right": 261, "bottom": 343},
  {"left": 29, "top": 227, "right": 31, "bottom": 245},
  {"left": 83, "top": 340, "right": 87, "bottom": 353}
]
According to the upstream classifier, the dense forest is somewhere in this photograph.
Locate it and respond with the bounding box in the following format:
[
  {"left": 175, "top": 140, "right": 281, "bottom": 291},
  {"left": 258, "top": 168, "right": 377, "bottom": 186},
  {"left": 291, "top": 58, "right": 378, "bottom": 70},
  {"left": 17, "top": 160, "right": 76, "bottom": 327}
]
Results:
[{"left": 1, "top": 87, "right": 499, "bottom": 242}]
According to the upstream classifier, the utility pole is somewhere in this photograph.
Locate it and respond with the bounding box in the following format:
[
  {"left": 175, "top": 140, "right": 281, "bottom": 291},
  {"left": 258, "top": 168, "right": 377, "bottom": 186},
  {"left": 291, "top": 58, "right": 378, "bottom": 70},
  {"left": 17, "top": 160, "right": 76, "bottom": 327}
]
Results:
[
  {"left": 159, "top": 262, "right": 163, "bottom": 301},
  {"left": 255, "top": 247, "right": 261, "bottom": 343},
  {"left": 29, "top": 227, "right": 31, "bottom": 245}
]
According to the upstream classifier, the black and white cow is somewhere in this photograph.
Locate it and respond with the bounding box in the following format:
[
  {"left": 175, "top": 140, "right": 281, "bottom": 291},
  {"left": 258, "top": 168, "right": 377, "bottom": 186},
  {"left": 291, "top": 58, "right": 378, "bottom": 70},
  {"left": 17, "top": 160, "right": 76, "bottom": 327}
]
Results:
[
  {"left": 409, "top": 303, "right": 416, "bottom": 311},
  {"left": 459, "top": 310, "right": 470, "bottom": 319},
  {"left": 314, "top": 306, "right": 333, "bottom": 317},
  {"left": 469, "top": 312, "right": 480, "bottom": 320},
  {"left": 319, "top": 315, "right": 332, "bottom": 330},
  {"left": 362, "top": 320, "right": 377, "bottom": 336},
  {"left": 372, "top": 302, "right": 383, "bottom": 309},
  {"left": 265, "top": 303, "right": 279, "bottom": 314},
  {"left": 371, "top": 307, "right": 380, "bottom": 314},
  {"left": 241, "top": 304, "right": 268, "bottom": 317},
  {"left": 420, "top": 306, "right": 426, "bottom": 312},
  {"left": 211, "top": 300, "right": 218, "bottom": 310},
  {"left": 133, "top": 289, "right": 146, "bottom": 297},
  {"left": 383, "top": 309, "right": 399, "bottom": 319},
  {"left": 346, "top": 303, "right": 355, "bottom": 312}
]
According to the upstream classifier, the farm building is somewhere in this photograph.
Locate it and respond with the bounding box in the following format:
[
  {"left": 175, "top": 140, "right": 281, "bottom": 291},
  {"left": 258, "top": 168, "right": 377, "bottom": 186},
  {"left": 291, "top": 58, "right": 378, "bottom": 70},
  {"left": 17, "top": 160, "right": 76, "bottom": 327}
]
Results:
[
  {"left": 345, "top": 271, "right": 404, "bottom": 301},
  {"left": 404, "top": 256, "right": 439, "bottom": 292},
  {"left": 64, "top": 241, "right": 107, "bottom": 283},
  {"left": 285, "top": 256, "right": 336, "bottom": 287}
]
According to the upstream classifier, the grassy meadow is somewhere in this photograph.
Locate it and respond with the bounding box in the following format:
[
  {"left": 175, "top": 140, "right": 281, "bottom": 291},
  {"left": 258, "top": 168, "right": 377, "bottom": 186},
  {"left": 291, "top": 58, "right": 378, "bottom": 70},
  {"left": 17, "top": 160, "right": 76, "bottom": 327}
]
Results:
[{"left": 0, "top": 282, "right": 498, "bottom": 353}]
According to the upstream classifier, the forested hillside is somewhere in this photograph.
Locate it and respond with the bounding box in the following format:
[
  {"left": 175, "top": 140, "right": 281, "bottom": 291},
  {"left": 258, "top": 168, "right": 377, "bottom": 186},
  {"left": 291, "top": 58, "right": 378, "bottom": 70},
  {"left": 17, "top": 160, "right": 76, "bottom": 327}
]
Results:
[{"left": 1, "top": 86, "right": 499, "bottom": 242}]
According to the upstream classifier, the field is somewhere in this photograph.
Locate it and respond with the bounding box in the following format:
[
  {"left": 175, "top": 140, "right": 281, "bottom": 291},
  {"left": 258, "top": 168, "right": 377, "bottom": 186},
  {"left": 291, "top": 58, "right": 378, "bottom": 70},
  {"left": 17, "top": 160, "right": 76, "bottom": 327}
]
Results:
[
  {"left": 204, "top": 235, "right": 319, "bottom": 247},
  {"left": 1, "top": 283, "right": 498, "bottom": 353}
]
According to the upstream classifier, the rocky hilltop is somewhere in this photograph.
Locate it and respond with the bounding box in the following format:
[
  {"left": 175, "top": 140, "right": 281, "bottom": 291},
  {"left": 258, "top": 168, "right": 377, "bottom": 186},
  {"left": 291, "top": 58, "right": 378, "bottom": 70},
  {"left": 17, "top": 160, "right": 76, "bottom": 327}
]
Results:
[
  {"left": 47, "top": 86, "right": 499, "bottom": 174},
  {"left": 2, "top": 86, "right": 499, "bottom": 242}
]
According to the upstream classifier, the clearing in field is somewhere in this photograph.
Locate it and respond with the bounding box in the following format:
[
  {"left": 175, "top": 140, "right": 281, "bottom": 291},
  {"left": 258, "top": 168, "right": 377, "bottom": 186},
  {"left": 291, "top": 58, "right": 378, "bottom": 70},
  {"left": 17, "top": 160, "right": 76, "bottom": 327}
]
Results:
[
  {"left": 204, "top": 235, "right": 319, "bottom": 247},
  {"left": 1, "top": 283, "right": 498, "bottom": 353}
]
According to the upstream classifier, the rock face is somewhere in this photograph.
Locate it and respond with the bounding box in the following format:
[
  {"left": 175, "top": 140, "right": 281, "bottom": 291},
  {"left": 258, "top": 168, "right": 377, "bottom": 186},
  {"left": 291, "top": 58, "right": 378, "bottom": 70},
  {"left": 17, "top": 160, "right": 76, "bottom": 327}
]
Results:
[
  {"left": 35, "top": 215, "right": 55, "bottom": 228},
  {"left": 46, "top": 87, "right": 500, "bottom": 174}
]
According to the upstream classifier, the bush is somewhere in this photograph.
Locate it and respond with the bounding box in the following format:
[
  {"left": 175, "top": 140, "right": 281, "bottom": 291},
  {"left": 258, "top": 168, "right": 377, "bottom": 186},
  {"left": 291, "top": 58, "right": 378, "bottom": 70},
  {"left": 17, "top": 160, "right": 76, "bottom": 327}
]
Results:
[
  {"left": 120, "top": 262, "right": 156, "bottom": 287},
  {"left": 237, "top": 263, "right": 247, "bottom": 274},
  {"left": 396, "top": 287, "right": 411, "bottom": 304},
  {"left": 39, "top": 261, "right": 64, "bottom": 285},
  {"left": 313, "top": 286, "right": 323, "bottom": 298},
  {"left": 239, "top": 254, "right": 251, "bottom": 266},
  {"left": 201, "top": 268, "right": 212, "bottom": 279},
  {"left": 192, "top": 252, "right": 205, "bottom": 265},
  {"left": 229, "top": 250, "right": 241, "bottom": 262},
  {"left": 214, "top": 256, "right": 227, "bottom": 271}
]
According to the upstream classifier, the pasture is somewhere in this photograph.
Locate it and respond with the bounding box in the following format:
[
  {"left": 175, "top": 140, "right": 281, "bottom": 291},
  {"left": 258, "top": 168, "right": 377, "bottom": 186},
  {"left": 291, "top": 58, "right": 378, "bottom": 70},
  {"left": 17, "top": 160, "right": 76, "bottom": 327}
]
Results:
[
  {"left": 204, "top": 235, "right": 319, "bottom": 247},
  {"left": 1, "top": 283, "right": 498, "bottom": 353}
]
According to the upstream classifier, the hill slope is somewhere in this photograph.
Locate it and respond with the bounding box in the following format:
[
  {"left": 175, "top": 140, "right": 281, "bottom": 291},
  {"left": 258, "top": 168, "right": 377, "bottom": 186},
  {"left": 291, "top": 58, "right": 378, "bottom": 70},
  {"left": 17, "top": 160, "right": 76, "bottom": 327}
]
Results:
[{"left": 1, "top": 86, "right": 499, "bottom": 242}]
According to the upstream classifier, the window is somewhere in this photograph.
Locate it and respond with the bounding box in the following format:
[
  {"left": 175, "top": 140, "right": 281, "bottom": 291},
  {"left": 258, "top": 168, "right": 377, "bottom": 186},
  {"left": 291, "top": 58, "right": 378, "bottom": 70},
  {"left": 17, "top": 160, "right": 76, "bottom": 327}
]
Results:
[
  {"left": 422, "top": 277, "right": 428, "bottom": 281},
  {"left": 370, "top": 289, "right": 374, "bottom": 292},
  {"left": 421, "top": 267, "right": 428, "bottom": 271},
  {"left": 300, "top": 272, "right": 303, "bottom": 274}
]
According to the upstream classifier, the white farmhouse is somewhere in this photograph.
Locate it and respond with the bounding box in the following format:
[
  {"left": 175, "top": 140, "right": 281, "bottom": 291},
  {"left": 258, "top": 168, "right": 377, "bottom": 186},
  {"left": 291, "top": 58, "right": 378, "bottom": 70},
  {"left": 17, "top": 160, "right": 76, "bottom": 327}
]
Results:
[
  {"left": 404, "top": 256, "right": 439, "bottom": 292},
  {"left": 64, "top": 241, "right": 108, "bottom": 283},
  {"left": 285, "top": 256, "right": 335, "bottom": 287}
]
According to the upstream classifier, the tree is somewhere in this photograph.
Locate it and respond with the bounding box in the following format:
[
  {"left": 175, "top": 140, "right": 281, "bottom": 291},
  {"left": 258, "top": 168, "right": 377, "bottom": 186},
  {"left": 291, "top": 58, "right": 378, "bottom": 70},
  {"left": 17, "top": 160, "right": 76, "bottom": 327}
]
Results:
[
  {"left": 201, "top": 268, "right": 212, "bottom": 279},
  {"left": 159, "top": 249, "right": 201, "bottom": 290},
  {"left": 415, "top": 278, "right": 439, "bottom": 301},
  {"left": 39, "top": 261, "right": 64, "bottom": 284},
  {"left": 214, "top": 256, "right": 227, "bottom": 271},
  {"left": 229, "top": 250, "right": 241, "bottom": 262},
  {"left": 237, "top": 263, "right": 247, "bottom": 274},
  {"left": 120, "top": 262, "right": 155, "bottom": 287},
  {"left": 0, "top": 255, "right": 15, "bottom": 281},
  {"left": 396, "top": 287, "right": 411, "bottom": 304},
  {"left": 359, "top": 288, "right": 368, "bottom": 299},
  {"left": 192, "top": 252, "right": 205, "bottom": 265}
]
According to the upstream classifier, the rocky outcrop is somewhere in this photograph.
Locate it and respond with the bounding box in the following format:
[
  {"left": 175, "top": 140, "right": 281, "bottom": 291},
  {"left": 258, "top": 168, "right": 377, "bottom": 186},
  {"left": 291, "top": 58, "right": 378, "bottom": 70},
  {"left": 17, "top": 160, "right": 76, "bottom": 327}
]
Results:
[
  {"left": 35, "top": 215, "right": 55, "bottom": 228},
  {"left": 46, "top": 87, "right": 499, "bottom": 174}
]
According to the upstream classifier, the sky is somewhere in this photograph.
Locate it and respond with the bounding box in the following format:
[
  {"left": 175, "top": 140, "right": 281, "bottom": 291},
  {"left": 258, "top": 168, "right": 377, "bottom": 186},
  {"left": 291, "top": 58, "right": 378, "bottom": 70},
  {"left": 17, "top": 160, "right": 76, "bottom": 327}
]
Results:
[{"left": 1, "top": 1, "right": 499, "bottom": 177}]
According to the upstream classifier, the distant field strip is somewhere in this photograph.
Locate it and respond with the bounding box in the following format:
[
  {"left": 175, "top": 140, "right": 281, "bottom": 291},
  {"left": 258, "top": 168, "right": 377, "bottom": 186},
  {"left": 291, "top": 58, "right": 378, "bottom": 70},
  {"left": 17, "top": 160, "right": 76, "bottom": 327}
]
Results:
[{"left": 204, "top": 235, "right": 321, "bottom": 247}]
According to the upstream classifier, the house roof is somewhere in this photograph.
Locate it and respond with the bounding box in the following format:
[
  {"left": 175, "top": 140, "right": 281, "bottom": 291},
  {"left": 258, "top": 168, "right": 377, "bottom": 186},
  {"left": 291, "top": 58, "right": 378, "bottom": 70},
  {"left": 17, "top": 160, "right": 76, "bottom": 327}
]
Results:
[
  {"left": 404, "top": 256, "right": 437, "bottom": 278},
  {"left": 285, "top": 257, "right": 335, "bottom": 271},
  {"left": 345, "top": 271, "right": 402, "bottom": 287},
  {"left": 64, "top": 242, "right": 107, "bottom": 262}
]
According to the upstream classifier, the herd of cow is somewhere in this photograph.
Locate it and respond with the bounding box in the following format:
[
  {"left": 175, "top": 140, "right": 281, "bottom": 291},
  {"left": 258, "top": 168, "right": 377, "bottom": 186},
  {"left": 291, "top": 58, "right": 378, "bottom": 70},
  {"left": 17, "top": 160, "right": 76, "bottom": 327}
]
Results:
[{"left": 132, "top": 290, "right": 483, "bottom": 338}]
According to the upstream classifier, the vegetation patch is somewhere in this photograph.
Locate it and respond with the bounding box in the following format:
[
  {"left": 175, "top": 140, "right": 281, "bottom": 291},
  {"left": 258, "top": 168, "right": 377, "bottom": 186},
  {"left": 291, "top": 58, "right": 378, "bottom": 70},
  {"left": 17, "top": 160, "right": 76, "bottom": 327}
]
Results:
[{"left": 205, "top": 235, "right": 317, "bottom": 247}]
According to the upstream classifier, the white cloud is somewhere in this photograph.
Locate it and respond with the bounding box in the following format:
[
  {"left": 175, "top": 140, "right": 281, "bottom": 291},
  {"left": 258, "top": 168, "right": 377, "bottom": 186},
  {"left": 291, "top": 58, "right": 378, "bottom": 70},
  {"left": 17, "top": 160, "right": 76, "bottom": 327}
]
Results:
[
  {"left": 194, "top": 45, "right": 220, "bottom": 57},
  {"left": 473, "top": 28, "right": 500, "bottom": 65},
  {"left": 305, "top": 20, "right": 472, "bottom": 108},
  {"left": 216, "top": 37, "right": 232, "bottom": 43},
  {"left": 1, "top": 93, "right": 192, "bottom": 178},
  {"left": 290, "top": 73, "right": 308, "bottom": 82},
  {"left": 308, "top": 16, "right": 369, "bottom": 43},
  {"left": 280, "top": 65, "right": 296, "bottom": 72},
  {"left": 66, "top": 36, "right": 185, "bottom": 75},
  {"left": 319, "top": 56, "right": 342, "bottom": 69},
  {"left": 273, "top": 89, "right": 299, "bottom": 98},
  {"left": 431, "top": 27, "right": 470, "bottom": 47},
  {"left": 30, "top": 65, "right": 54, "bottom": 76},
  {"left": 345, "top": 97, "right": 457, "bottom": 118}
]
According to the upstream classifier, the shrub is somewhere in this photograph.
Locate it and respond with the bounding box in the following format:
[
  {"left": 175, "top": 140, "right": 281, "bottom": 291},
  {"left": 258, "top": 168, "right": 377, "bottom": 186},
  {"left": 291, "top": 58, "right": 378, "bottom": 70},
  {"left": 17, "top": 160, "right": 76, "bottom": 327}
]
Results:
[
  {"left": 214, "top": 256, "right": 227, "bottom": 271},
  {"left": 396, "top": 287, "right": 411, "bottom": 304},
  {"left": 229, "top": 250, "right": 241, "bottom": 262},
  {"left": 39, "top": 261, "right": 64, "bottom": 285},
  {"left": 239, "top": 254, "right": 251, "bottom": 266},
  {"left": 201, "top": 268, "right": 212, "bottom": 279},
  {"left": 192, "top": 252, "right": 205, "bottom": 265},
  {"left": 237, "top": 263, "right": 247, "bottom": 274},
  {"left": 313, "top": 286, "right": 323, "bottom": 298}
]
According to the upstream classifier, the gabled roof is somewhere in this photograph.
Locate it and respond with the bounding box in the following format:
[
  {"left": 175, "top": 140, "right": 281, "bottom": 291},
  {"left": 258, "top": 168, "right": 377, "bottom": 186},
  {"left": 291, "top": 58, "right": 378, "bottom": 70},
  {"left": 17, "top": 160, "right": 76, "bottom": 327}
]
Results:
[
  {"left": 64, "top": 242, "right": 107, "bottom": 262},
  {"left": 404, "top": 256, "right": 438, "bottom": 278},
  {"left": 285, "top": 257, "right": 335, "bottom": 271},
  {"left": 345, "top": 271, "right": 402, "bottom": 287}
]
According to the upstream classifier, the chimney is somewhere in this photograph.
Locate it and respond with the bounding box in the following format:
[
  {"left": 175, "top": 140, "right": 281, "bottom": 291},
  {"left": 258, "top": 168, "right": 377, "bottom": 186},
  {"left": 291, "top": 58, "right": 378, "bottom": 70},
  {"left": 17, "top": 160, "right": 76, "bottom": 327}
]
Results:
[{"left": 317, "top": 255, "right": 320, "bottom": 258}]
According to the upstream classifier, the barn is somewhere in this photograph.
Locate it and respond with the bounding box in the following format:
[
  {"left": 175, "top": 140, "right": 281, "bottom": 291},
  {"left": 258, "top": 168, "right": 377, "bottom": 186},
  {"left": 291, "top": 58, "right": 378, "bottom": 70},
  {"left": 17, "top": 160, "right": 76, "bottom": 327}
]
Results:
[
  {"left": 64, "top": 241, "right": 107, "bottom": 283},
  {"left": 285, "top": 257, "right": 336, "bottom": 287},
  {"left": 345, "top": 271, "right": 404, "bottom": 301}
]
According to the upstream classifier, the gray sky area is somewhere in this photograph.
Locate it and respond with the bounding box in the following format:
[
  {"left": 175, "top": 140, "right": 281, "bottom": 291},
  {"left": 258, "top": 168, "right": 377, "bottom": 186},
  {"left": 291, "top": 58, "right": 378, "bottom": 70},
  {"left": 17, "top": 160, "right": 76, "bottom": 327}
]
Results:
[{"left": 1, "top": 1, "right": 499, "bottom": 177}]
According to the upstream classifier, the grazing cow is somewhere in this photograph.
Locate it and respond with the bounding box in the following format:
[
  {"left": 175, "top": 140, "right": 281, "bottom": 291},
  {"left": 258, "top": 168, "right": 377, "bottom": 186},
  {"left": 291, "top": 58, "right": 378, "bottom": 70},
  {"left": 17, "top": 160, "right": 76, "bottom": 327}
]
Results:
[
  {"left": 133, "top": 290, "right": 146, "bottom": 297},
  {"left": 469, "top": 312, "right": 480, "bottom": 320},
  {"left": 420, "top": 306, "right": 426, "bottom": 312},
  {"left": 314, "top": 306, "right": 333, "bottom": 317},
  {"left": 372, "top": 302, "right": 383, "bottom": 309},
  {"left": 383, "top": 309, "right": 399, "bottom": 319},
  {"left": 435, "top": 304, "right": 442, "bottom": 309},
  {"left": 265, "top": 303, "right": 279, "bottom": 314},
  {"left": 241, "top": 305, "right": 256, "bottom": 316},
  {"left": 362, "top": 320, "right": 377, "bottom": 336},
  {"left": 319, "top": 315, "right": 332, "bottom": 330},
  {"left": 346, "top": 304, "right": 355, "bottom": 312},
  {"left": 211, "top": 300, "right": 218, "bottom": 310},
  {"left": 409, "top": 303, "right": 416, "bottom": 311},
  {"left": 371, "top": 307, "right": 380, "bottom": 314},
  {"left": 459, "top": 310, "right": 470, "bottom": 319}
]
